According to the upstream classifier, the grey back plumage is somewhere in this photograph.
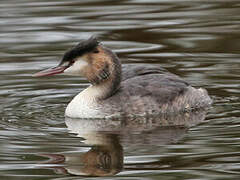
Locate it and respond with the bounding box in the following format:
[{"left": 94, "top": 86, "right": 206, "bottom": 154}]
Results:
[{"left": 102, "top": 64, "right": 212, "bottom": 117}]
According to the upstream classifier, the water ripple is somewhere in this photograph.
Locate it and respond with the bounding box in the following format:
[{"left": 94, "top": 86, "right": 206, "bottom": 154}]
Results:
[{"left": 1, "top": 0, "right": 240, "bottom": 179}]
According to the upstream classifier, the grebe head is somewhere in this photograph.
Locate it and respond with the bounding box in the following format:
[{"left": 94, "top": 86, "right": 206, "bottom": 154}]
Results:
[{"left": 34, "top": 37, "right": 122, "bottom": 95}]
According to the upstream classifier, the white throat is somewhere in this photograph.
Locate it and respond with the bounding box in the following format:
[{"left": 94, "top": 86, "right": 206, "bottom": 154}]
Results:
[{"left": 65, "top": 82, "right": 110, "bottom": 118}]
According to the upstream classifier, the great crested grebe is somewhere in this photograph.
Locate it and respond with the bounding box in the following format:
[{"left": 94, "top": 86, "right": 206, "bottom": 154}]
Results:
[{"left": 34, "top": 37, "right": 212, "bottom": 119}]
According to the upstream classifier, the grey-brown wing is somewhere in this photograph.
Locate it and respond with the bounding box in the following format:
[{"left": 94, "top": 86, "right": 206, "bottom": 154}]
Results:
[
  {"left": 120, "top": 73, "right": 189, "bottom": 105},
  {"left": 122, "top": 64, "right": 168, "bottom": 81},
  {"left": 104, "top": 65, "right": 190, "bottom": 115}
]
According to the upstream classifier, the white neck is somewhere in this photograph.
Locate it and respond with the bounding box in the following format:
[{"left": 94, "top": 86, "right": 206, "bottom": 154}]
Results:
[
  {"left": 65, "top": 80, "right": 114, "bottom": 118},
  {"left": 82, "top": 82, "right": 111, "bottom": 101}
]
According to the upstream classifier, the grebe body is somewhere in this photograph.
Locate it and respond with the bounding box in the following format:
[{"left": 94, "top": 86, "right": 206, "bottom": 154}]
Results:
[{"left": 34, "top": 37, "right": 212, "bottom": 119}]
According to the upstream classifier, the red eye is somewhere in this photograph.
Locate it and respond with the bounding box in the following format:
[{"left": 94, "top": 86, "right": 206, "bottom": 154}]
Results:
[
  {"left": 93, "top": 49, "right": 99, "bottom": 53},
  {"left": 67, "top": 60, "right": 75, "bottom": 66}
]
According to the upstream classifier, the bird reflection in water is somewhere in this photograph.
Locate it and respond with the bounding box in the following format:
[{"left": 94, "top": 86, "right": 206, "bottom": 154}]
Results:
[
  {"left": 39, "top": 110, "right": 208, "bottom": 177},
  {"left": 40, "top": 130, "right": 123, "bottom": 176}
]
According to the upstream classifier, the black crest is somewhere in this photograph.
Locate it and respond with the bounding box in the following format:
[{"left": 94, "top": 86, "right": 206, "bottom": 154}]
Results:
[{"left": 60, "top": 36, "right": 99, "bottom": 64}]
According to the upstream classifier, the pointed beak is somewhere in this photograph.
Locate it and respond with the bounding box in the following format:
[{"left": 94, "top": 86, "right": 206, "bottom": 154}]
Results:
[{"left": 33, "top": 65, "right": 68, "bottom": 77}]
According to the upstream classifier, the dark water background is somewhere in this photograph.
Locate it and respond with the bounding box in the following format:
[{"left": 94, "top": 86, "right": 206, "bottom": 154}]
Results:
[{"left": 1, "top": 0, "right": 240, "bottom": 179}]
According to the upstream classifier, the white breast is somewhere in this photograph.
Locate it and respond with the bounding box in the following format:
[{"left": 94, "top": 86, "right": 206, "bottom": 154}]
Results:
[{"left": 65, "top": 85, "right": 106, "bottom": 118}]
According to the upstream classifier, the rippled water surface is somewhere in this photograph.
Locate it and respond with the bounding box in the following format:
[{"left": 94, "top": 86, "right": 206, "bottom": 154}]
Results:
[{"left": 1, "top": 0, "right": 240, "bottom": 179}]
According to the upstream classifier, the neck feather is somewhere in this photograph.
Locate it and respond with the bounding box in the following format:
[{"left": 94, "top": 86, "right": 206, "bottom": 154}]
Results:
[
  {"left": 88, "top": 67, "right": 121, "bottom": 101},
  {"left": 86, "top": 47, "right": 122, "bottom": 100}
]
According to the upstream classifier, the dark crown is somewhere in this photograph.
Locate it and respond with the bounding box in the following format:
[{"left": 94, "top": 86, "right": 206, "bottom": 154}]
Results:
[{"left": 60, "top": 36, "right": 99, "bottom": 64}]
